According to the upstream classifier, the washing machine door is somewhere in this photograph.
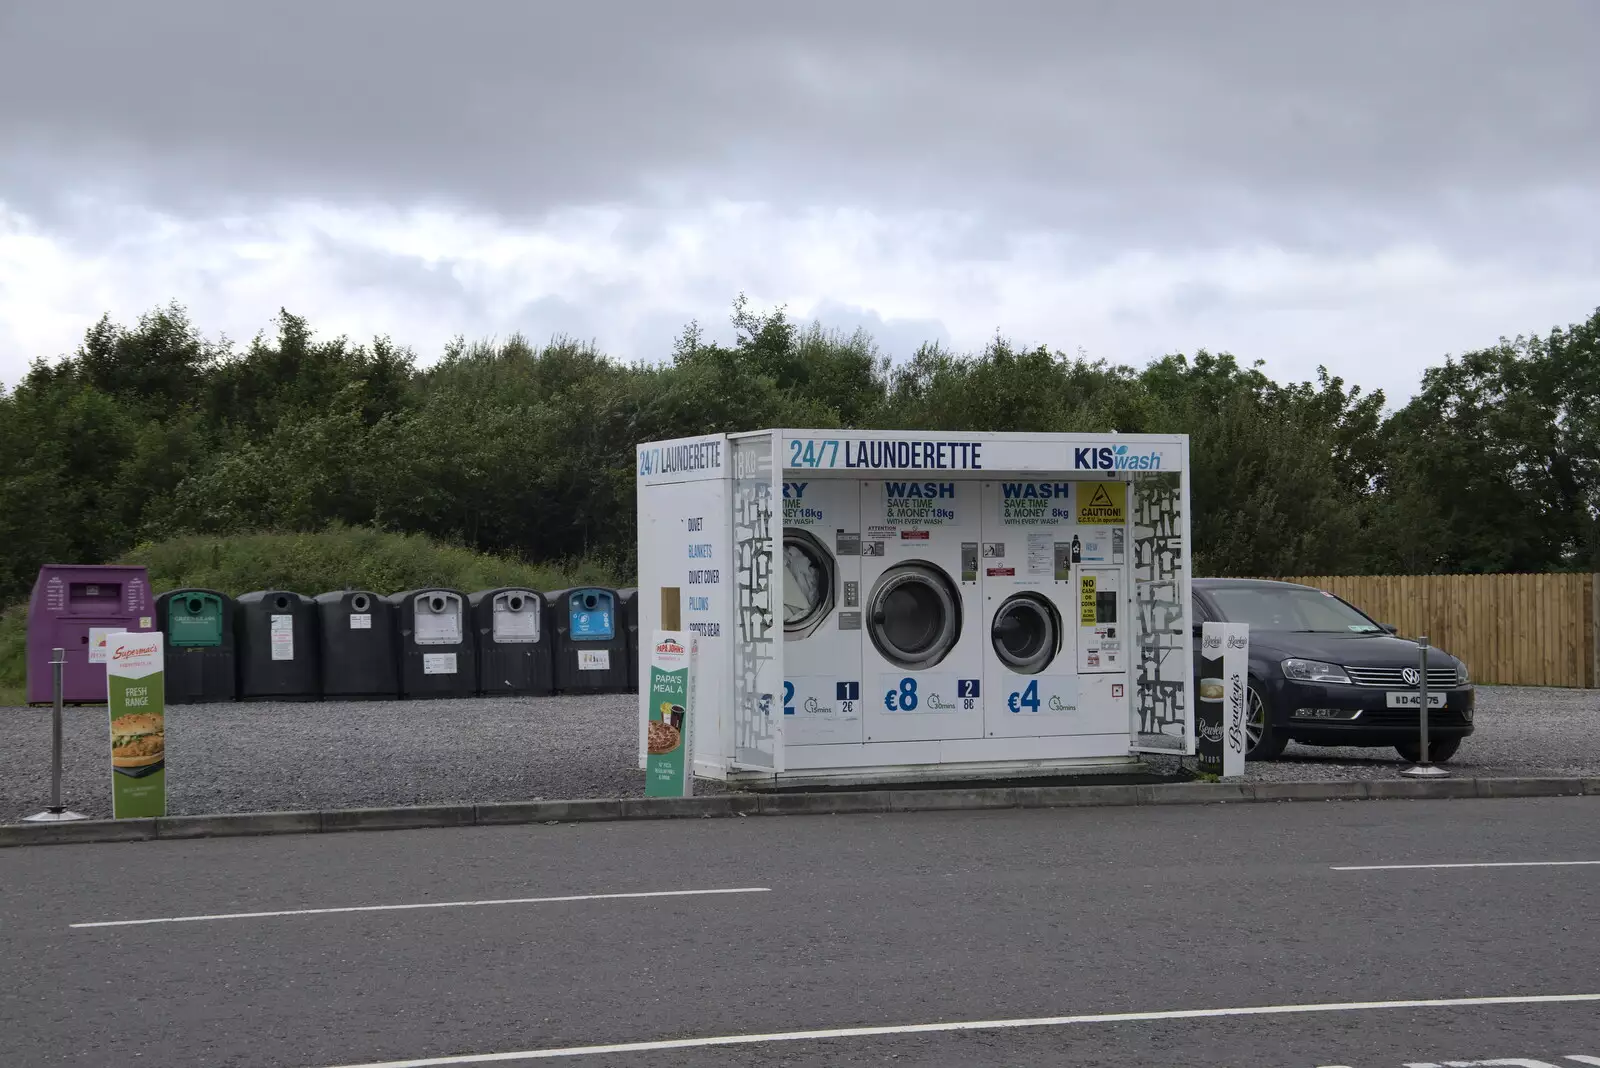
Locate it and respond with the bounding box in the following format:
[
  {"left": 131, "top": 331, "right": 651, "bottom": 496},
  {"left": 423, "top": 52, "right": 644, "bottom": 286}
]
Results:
[
  {"left": 867, "top": 562, "right": 962, "bottom": 670},
  {"left": 783, "top": 528, "right": 835, "bottom": 639},
  {"left": 991, "top": 592, "right": 1061, "bottom": 674}
]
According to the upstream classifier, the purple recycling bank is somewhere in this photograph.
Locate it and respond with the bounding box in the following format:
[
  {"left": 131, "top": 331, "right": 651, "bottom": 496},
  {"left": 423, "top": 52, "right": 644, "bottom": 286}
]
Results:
[{"left": 26, "top": 564, "right": 156, "bottom": 705}]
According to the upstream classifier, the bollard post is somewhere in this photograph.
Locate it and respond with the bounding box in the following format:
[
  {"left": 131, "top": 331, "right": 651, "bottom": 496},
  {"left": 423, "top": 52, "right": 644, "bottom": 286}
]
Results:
[
  {"left": 23, "top": 648, "right": 88, "bottom": 822},
  {"left": 1400, "top": 635, "right": 1449, "bottom": 779}
]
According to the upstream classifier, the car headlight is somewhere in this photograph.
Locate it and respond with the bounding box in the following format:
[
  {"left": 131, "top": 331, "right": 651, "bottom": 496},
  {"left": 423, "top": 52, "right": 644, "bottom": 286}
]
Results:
[
  {"left": 1281, "top": 658, "right": 1352, "bottom": 684},
  {"left": 1456, "top": 660, "right": 1471, "bottom": 686}
]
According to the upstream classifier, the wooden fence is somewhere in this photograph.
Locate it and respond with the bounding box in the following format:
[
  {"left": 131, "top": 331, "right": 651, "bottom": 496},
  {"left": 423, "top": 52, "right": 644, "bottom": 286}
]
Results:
[{"left": 1273, "top": 574, "right": 1597, "bottom": 689}]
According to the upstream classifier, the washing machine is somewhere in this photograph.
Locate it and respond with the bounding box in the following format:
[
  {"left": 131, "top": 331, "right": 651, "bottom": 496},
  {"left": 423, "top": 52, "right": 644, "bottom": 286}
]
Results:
[
  {"left": 977, "top": 479, "right": 1083, "bottom": 737},
  {"left": 858, "top": 479, "right": 984, "bottom": 744},
  {"left": 782, "top": 478, "right": 865, "bottom": 745}
]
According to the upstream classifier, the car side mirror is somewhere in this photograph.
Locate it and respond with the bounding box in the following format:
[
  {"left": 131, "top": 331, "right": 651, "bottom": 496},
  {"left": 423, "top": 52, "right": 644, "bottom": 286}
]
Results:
[{"left": 1380, "top": 623, "right": 1398, "bottom": 634}]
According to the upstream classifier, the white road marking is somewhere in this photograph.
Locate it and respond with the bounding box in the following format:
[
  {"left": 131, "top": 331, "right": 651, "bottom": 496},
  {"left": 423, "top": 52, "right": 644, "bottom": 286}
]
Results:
[
  {"left": 302, "top": 993, "right": 1600, "bottom": 1068},
  {"left": 70, "top": 886, "right": 771, "bottom": 929},
  {"left": 1333, "top": 861, "right": 1600, "bottom": 872},
  {"left": 1404, "top": 1058, "right": 1600, "bottom": 1068},
  {"left": 1406, "top": 1060, "right": 1571, "bottom": 1067}
]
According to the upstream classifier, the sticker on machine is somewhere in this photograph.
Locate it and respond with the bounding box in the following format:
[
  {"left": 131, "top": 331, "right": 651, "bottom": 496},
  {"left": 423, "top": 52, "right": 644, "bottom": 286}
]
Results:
[
  {"left": 423, "top": 652, "right": 457, "bottom": 675},
  {"left": 1003, "top": 676, "right": 1078, "bottom": 715},
  {"left": 578, "top": 649, "right": 611, "bottom": 671},
  {"left": 986, "top": 566, "right": 1015, "bottom": 576},
  {"left": 883, "top": 481, "right": 956, "bottom": 526},
  {"left": 999, "top": 481, "right": 1073, "bottom": 526},
  {"left": 879, "top": 674, "right": 958, "bottom": 714},
  {"left": 349, "top": 613, "right": 372, "bottom": 630},
  {"left": 1077, "top": 482, "right": 1127, "bottom": 525},
  {"left": 867, "top": 526, "right": 897, "bottom": 541},
  {"left": 88, "top": 627, "right": 125, "bottom": 665}
]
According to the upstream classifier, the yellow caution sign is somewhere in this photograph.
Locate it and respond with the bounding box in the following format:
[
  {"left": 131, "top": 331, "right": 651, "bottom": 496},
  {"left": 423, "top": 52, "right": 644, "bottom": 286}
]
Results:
[
  {"left": 1077, "top": 481, "right": 1126, "bottom": 525},
  {"left": 1079, "top": 574, "right": 1097, "bottom": 626}
]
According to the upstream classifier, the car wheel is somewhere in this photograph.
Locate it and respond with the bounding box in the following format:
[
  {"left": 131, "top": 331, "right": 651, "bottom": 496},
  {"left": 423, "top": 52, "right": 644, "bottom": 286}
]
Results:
[
  {"left": 1395, "top": 737, "right": 1462, "bottom": 764},
  {"left": 1245, "top": 680, "right": 1286, "bottom": 761}
]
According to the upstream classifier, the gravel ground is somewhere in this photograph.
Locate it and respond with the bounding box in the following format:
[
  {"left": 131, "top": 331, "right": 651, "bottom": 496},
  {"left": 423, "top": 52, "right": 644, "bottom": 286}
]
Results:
[{"left": 3, "top": 686, "right": 1597, "bottom": 821}]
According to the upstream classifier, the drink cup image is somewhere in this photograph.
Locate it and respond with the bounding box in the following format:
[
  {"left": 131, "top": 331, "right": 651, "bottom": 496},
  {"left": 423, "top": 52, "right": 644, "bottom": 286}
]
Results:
[{"left": 668, "top": 704, "right": 685, "bottom": 730}]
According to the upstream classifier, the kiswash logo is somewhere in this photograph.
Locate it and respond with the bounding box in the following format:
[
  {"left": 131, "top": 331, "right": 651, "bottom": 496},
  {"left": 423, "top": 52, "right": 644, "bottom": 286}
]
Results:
[
  {"left": 1072, "top": 444, "right": 1164, "bottom": 471},
  {"left": 113, "top": 643, "right": 159, "bottom": 661}
]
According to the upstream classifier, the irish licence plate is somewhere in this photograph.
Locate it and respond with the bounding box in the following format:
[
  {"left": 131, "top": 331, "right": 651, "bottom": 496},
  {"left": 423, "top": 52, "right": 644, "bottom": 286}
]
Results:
[{"left": 1386, "top": 692, "right": 1444, "bottom": 709}]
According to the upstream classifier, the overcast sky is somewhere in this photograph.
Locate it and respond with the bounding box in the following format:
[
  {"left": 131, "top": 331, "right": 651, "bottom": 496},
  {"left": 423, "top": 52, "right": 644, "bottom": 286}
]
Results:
[{"left": 2, "top": 0, "right": 1597, "bottom": 401}]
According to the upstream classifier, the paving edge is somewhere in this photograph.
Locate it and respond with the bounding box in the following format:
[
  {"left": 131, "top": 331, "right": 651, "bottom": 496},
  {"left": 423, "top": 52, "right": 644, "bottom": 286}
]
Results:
[{"left": 3, "top": 776, "right": 1597, "bottom": 848}]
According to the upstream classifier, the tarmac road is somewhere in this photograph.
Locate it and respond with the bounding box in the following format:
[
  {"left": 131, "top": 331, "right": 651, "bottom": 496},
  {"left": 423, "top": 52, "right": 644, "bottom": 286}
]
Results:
[{"left": 2, "top": 797, "right": 1598, "bottom": 1068}]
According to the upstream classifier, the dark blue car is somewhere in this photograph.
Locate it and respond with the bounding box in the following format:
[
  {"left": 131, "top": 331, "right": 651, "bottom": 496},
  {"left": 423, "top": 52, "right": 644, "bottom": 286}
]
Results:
[{"left": 1192, "top": 578, "right": 1475, "bottom": 763}]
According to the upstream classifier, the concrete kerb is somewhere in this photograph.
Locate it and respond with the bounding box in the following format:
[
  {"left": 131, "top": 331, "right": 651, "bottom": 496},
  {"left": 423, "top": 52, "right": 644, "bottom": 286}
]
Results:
[{"left": 2, "top": 776, "right": 1597, "bottom": 848}]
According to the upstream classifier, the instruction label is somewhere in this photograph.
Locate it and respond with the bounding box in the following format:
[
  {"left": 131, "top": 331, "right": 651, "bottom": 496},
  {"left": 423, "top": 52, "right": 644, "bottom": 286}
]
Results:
[
  {"left": 270, "top": 614, "right": 294, "bottom": 661},
  {"left": 1027, "top": 532, "right": 1053, "bottom": 575},
  {"left": 422, "top": 653, "right": 457, "bottom": 675},
  {"left": 1079, "top": 575, "right": 1097, "bottom": 626}
]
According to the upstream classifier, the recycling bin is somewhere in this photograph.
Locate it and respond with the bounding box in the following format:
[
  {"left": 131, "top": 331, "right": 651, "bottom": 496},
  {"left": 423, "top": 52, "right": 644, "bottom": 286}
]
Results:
[
  {"left": 550, "top": 587, "right": 629, "bottom": 693},
  {"left": 155, "top": 588, "right": 237, "bottom": 703},
  {"left": 235, "top": 591, "right": 321, "bottom": 701},
  {"left": 316, "top": 590, "right": 401, "bottom": 699},
  {"left": 617, "top": 587, "right": 640, "bottom": 693},
  {"left": 469, "top": 588, "right": 554, "bottom": 696},
  {"left": 389, "top": 588, "right": 477, "bottom": 698},
  {"left": 26, "top": 564, "right": 156, "bottom": 705}
]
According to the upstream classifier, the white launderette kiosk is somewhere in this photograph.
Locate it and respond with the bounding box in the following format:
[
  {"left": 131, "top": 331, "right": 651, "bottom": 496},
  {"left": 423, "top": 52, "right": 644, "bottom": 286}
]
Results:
[{"left": 635, "top": 430, "right": 1194, "bottom": 787}]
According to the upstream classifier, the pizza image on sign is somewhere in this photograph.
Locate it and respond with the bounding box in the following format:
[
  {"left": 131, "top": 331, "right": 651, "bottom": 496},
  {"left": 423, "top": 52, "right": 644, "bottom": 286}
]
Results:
[
  {"left": 1077, "top": 482, "right": 1127, "bottom": 525},
  {"left": 647, "top": 720, "right": 681, "bottom": 754}
]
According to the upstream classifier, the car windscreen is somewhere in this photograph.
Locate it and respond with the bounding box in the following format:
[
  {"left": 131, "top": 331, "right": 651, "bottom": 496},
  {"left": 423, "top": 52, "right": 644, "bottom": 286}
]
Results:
[{"left": 1207, "top": 586, "right": 1382, "bottom": 633}]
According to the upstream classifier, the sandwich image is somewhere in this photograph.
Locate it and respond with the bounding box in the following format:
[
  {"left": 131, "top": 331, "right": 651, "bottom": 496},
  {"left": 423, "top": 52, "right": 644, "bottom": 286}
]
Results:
[{"left": 110, "top": 712, "right": 165, "bottom": 769}]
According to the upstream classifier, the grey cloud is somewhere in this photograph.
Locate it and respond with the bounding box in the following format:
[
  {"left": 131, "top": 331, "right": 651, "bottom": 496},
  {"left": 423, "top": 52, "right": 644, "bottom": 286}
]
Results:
[
  {"left": 807, "top": 299, "right": 950, "bottom": 359},
  {"left": 2, "top": 0, "right": 1596, "bottom": 251}
]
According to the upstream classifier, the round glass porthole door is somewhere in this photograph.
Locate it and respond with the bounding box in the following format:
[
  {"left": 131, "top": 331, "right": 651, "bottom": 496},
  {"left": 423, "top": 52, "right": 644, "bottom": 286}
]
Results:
[
  {"left": 991, "top": 593, "right": 1060, "bottom": 674},
  {"left": 867, "top": 562, "right": 962, "bottom": 670},
  {"left": 783, "top": 528, "right": 835, "bottom": 640}
]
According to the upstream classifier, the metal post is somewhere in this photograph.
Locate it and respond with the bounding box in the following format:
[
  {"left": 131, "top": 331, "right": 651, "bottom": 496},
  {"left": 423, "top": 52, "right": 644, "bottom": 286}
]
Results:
[
  {"left": 24, "top": 648, "right": 88, "bottom": 822},
  {"left": 1401, "top": 635, "right": 1449, "bottom": 779}
]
